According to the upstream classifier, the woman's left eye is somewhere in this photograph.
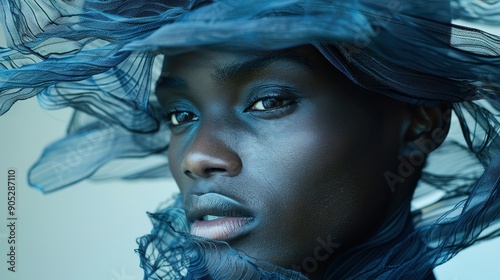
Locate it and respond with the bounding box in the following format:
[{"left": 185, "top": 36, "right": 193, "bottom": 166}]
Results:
[
  {"left": 250, "top": 97, "right": 293, "bottom": 111},
  {"left": 168, "top": 111, "right": 198, "bottom": 126}
]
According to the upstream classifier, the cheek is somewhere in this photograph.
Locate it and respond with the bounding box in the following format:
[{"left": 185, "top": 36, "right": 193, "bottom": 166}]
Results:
[
  {"left": 167, "top": 137, "right": 190, "bottom": 194},
  {"left": 243, "top": 104, "right": 397, "bottom": 251},
  {"left": 231, "top": 123, "right": 365, "bottom": 266}
]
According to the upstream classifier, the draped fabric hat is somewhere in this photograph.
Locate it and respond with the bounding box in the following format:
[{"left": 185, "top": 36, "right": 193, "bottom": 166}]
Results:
[{"left": 1, "top": 0, "right": 499, "bottom": 279}]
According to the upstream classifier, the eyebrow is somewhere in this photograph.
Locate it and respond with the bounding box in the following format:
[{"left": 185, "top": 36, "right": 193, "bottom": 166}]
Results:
[
  {"left": 156, "top": 74, "right": 189, "bottom": 90},
  {"left": 156, "top": 49, "right": 314, "bottom": 90},
  {"left": 212, "top": 50, "right": 313, "bottom": 84}
]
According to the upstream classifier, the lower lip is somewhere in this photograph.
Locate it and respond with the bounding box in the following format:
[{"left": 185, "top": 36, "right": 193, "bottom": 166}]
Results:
[{"left": 190, "top": 217, "right": 254, "bottom": 241}]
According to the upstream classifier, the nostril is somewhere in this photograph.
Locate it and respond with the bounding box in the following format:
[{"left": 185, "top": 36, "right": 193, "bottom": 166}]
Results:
[
  {"left": 181, "top": 151, "right": 242, "bottom": 178},
  {"left": 205, "top": 167, "right": 226, "bottom": 174}
]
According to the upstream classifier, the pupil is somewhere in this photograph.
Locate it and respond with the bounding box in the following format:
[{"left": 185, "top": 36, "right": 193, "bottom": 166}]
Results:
[
  {"left": 263, "top": 98, "right": 281, "bottom": 109},
  {"left": 176, "top": 112, "right": 190, "bottom": 123}
]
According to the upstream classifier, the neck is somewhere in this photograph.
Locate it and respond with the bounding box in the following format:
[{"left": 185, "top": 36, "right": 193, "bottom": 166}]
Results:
[{"left": 321, "top": 200, "right": 414, "bottom": 279}]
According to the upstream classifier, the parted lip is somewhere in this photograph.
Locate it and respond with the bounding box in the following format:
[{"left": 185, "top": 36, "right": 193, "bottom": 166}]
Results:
[{"left": 184, "top": 192, "right": 255, "bottom": 224}]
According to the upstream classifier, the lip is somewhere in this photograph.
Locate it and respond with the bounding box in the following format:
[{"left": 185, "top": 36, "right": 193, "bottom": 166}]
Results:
[{"left": 185, "top": 193, "right": 256, "bottom": 241}]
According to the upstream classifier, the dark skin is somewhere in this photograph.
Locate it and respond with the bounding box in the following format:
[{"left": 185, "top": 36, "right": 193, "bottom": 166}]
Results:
[{"left": 156, "top": 45, "right": 449, "bottom": 279}]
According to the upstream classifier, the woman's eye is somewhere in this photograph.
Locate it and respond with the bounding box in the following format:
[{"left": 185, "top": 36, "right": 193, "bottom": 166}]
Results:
[
  {"left": 250, "top": 97, "right": 293, "bottom": 111},
  {"left": 168, "top": 111, "right": 198, "bottom": 126}
]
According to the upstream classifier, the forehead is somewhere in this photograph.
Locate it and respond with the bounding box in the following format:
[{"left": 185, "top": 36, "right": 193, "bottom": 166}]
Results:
[
  {"left": 158, "top": 45, "right": 346, "bottom": 93},
  {"left": 161, "top": 45, "right": 328, "bottom": 73},
  {"left": 156, "top": 47, "right": 398, "bottom": 118}
]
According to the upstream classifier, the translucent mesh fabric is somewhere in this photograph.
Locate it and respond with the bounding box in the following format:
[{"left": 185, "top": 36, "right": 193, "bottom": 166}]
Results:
[
  {"left": 0, "top": 0, "right": 499, "bottom": 279},
  {"left": 136, "top": 195, "right": 309, "bottom": 279}
]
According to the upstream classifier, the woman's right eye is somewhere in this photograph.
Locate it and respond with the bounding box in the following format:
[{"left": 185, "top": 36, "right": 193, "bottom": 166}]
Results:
[{"left": 167, "top": 111, "right": 199, "bottom": 126}]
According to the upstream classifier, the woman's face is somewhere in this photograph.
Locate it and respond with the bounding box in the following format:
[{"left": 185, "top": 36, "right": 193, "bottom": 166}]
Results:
[{"left": 157, "top": 46, "right": 411, "bottom": 275}]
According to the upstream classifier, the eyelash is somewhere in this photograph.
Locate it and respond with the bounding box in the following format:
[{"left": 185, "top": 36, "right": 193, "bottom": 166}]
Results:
[
  {"left": 164, "top": 108, "right": 198, "bottom": 127},
  {"left": 244, "top": 94, "right": 298, "bottom": 112}
]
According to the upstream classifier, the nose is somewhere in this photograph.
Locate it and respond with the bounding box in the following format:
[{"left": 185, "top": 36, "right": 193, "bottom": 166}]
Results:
[{"left": 181, "top": 127, "right": 242, "bottom": 179}]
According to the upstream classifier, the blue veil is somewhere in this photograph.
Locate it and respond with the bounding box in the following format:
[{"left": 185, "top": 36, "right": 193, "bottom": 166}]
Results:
[{"left": 1, "top": 0, "right": 499, "bottom": 279}]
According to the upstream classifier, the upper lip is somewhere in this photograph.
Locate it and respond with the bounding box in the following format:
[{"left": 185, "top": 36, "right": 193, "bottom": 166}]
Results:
[{"left": 185, "top": 192, "right": 254, "bottom": 224}]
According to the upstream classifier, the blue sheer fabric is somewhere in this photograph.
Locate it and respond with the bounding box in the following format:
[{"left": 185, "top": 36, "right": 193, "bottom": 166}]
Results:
[
  {"left": 137, "top": 195, "right": 309, "bottom": 279},
  {"left": 1, "top": 0, "right": 499, "bottom": 279}
]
